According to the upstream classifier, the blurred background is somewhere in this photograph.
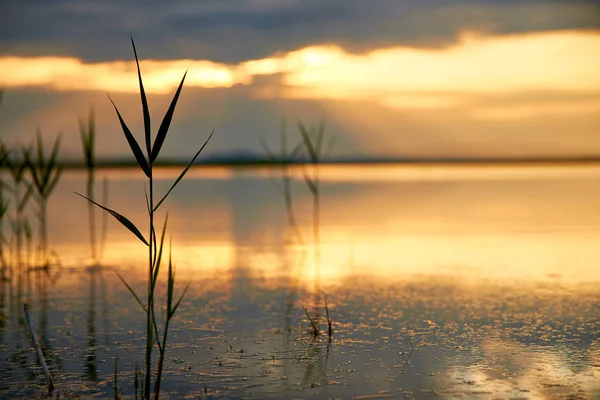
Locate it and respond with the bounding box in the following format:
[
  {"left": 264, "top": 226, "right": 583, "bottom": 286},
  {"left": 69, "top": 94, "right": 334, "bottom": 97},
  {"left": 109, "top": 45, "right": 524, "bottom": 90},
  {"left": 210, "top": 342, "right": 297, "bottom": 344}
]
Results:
[{"left": 1, "top": 0, "right": 599, "bottom": 163}]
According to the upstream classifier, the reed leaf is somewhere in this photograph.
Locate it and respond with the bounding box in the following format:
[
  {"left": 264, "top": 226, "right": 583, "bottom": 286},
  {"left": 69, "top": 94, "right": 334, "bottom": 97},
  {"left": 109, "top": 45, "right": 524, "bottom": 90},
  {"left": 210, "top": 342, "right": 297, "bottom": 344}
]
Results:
[
  {"left": 167, "top": 242, "right": 174, "bottom": 314},
  {"left": 258, "top": 138, "right": 277, "bottom": 161},
  {"left": 150, "top": 71, "right": 188, "bottom": 163},
  {"left": 315, "top": 122, "right": 325, "bottom": 157},
  {"left": 116, "top": 271, "right": 145, "bottom": 310},
  {"left": 170, "top": 283, "right": 189, "bottom": 318},
  {"left": 45, "top": 167, "right": 62, "bottom": 198},
  {"left": 108, "top": 96, "right": 150, "bottom": 178},
  {"left": 153, "top": 128, "right": 214, "bottom": 211},
  {"left": 79, "top": 109, "right": 95, "bottom": 168},
  {"left": 74, "top": 192, "right": 149, "bottom": 246},
  {"left": 289, "top": 141, "right": 304, "bottom": 159},
  {"left": 298, "top": 122, "right": 317, "bottom": 161},
  {"left": 47, "top": 134, "right": 61, "bottom": 172},
  {"left": 151, "top": 214, "right": 168, "bottom": 292},
  {"left": 36, "top": 129, "right": 45, "bottom": 166},
  {"left": 131, "top": 36, "right": 152, "bottom": 157},
  {"left": 303, "top": 307, "right": 319, "bottom": 335},
  {"left": 17, "top": 184, "right": 32, "bottom": 213},
  {"left": 301, "top": 166, "right": 317, "bottom": 194}
]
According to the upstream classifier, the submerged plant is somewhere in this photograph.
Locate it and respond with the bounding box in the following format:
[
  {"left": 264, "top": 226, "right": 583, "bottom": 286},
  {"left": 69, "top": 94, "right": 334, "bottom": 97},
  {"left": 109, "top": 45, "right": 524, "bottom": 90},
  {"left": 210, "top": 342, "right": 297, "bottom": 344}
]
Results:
[{"left": 76, "top": 37, "right": 212, "bottom": 399}]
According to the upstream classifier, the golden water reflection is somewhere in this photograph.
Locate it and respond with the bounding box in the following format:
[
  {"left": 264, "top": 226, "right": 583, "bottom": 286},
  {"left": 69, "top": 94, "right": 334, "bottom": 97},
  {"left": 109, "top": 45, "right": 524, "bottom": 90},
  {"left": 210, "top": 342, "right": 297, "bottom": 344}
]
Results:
[{"left": 47, "top": 164, "right": 600, "bottom": 287}]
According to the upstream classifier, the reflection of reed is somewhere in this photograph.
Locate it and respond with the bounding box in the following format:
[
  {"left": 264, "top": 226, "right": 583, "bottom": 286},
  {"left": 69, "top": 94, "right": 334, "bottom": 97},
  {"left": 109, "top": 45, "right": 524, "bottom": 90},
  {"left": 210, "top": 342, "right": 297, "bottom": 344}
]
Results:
[
  {"left": 1, "top": 268, "right": 61, "bottom": 389},
  {"left": 85, "top": 267, "right": 98, "bottom": 381},
  {"left": 79, "top": 109, "right": 109, "bottom": 266},
  {"left": 300, "top": 341, "right": 329, "bottom": 390},
  {"left": 297, "top": 122, "right": 334, "bottom": 322},
  {"left": 260, "top": 119, "right": 305, "bottom": 247},
  {"left": 35, "top": 269, "right": 62, "bottom": 375},
  {"left": 5, "top": 147, "right": 32, "bottom": 275}
]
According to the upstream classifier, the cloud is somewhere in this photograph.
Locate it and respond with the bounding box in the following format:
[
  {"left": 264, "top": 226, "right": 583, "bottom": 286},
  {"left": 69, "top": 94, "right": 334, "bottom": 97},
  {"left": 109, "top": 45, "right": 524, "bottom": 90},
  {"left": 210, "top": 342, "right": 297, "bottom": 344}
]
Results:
[
  {"left": 2, "top": 27, "right": 600, "bottom": 162},
  {"left": 3, "top": 30, "right": 599, "bottom": 109},
  {"left": 1, "top": 1, "right": 598, "bottom": 63}
]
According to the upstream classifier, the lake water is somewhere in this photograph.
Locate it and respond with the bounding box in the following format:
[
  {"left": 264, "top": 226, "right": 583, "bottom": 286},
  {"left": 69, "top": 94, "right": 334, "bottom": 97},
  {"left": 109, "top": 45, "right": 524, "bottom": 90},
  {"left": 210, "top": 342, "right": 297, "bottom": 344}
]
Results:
[{"left": 0, "top": 164, "right": 599, "bottom": 399}]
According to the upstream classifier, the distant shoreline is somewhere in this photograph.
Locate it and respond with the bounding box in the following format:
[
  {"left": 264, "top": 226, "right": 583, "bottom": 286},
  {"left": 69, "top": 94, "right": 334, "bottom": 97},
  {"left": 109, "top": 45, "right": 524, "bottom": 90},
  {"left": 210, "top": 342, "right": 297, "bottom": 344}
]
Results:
[{"left": 3, "top": 157, "right": 600, "bottom": 170}]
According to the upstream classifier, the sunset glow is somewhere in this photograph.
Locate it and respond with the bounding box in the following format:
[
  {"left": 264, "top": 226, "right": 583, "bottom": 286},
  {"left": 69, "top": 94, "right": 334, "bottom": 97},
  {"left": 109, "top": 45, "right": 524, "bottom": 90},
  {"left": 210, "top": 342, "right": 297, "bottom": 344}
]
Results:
[{"left": 2, "top": 30, "right": 599, "bottom": 111}]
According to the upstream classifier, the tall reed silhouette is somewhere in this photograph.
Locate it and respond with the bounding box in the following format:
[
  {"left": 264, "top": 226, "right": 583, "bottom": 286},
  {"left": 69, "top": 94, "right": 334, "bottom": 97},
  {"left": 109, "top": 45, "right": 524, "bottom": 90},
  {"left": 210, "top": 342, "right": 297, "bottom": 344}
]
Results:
[{"left": 76, "top": 37, "right": 213, "bottom": 400}]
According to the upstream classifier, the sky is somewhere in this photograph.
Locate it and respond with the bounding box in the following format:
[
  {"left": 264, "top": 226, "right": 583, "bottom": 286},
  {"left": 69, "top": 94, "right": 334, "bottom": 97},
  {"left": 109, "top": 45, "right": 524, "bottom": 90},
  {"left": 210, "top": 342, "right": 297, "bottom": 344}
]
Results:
[{"left": 1, "top": 0, "right": 600, "bottom": 161}]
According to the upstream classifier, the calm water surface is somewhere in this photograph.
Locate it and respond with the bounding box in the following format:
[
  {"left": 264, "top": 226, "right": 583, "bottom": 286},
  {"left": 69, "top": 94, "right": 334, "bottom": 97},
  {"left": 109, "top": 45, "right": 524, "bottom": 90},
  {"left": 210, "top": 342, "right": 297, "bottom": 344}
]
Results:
[{"left": 0, "top": 164, "right": 599, "bottom": 399}]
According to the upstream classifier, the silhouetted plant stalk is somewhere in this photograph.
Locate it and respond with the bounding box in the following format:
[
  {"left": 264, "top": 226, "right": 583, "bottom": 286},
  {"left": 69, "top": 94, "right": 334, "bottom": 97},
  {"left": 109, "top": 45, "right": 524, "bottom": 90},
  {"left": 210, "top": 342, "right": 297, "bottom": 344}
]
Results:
[
  {"left": 27, "top": 130, "right": 62, "bottom": 267},
  {"left": 260, "top": 119, "right": 305, "bottom": 246},
  {"left": 76, "top": 37, "right": 212, "bottom": 400}
]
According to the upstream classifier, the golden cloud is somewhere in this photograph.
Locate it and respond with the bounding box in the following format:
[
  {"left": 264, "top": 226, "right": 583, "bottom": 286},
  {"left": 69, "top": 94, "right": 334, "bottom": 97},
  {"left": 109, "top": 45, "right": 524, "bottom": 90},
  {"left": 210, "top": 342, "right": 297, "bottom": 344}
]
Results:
[{"left": 1, "top": 30, "right": 599, "bottom": 112}]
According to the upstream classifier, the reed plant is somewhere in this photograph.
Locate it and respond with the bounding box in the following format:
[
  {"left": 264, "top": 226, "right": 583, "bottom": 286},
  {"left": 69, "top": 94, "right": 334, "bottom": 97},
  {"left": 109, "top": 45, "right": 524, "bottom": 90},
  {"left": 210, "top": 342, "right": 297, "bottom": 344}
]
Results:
[
  {"left": 27, "top": 130, "right": 62, "bottom": 267},
  {"left": 4, "top": 147, "right": 33, "bottom": 271},
  {"left": 0, "top": 143, "right": 9, "bottom": 274},
  {"left": 297, "top": 122, "right": 335, "bottom": 277},
  {"left": 260, "top": 120, "right": 305, "bottom": 246},
  {"left": 302, "top": 294, "right": 333, "bottom": 339},
  {"left": 76, "top": 37, "right": 212, "bottom": 399},
  {"left": 297, "top": 122, "right": 334, "bottom": 329}
]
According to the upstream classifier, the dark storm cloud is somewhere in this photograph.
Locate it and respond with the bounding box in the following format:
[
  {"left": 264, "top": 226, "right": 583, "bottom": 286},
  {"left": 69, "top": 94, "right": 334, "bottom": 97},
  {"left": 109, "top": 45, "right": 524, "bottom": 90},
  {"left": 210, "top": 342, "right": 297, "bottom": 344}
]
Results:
[{"left": 1, "top": 0, "right": 598, "bottom": 62}]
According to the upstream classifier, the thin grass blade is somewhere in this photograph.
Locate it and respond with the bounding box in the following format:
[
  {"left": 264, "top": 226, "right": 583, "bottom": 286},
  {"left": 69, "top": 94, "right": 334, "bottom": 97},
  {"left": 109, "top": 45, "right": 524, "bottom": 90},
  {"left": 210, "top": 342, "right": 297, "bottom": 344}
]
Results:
[
  {"left": 169, "top": 282, "right": 189, "bottom": 318},
  {"left": 289, "top": 141, "right": 304, "bottom": 159},
  {"left": 48, "top": 134, "right": 61, "bottom": 167},
  {"left": 44, "top": 168, "right": 62, "bottom": 198},
  {"left": 258, "top": 138, "right": 276, "bottom": 161},
  {"left": 150, "top": 70, "right": 188, "bottom": 163},
  {"left": 167, "top": 241, "right": 174, "bottom": 313},
  {"left": 144, "top": 185, "right": 151, "bottom": 215},
  {"left": 315, "top": 122, "right": 325, "bottom": 156},
  {"left": 115, "top": 271, "right": 145, "bottom": 309},
  {"left": 153, "top": 129, "right": 213, "bottom": 211},
  {"left": 297, "top": 122, "right": 317, "bottom": 161},
  {"left": 78, "top": 118, "right": 90, "bottom": 164},
  {"left": 108, "top": 95, "right": 150, "bottom": 178},
  {"left": 303, "top": 307, "right": 319, "bottom": 334},
  {"left": 151, "top": 214, "right": 168, "bottom": 292},
  {"left": 131, "top": 36, "right": 152, "bottom": 157},
  {"left": 17, "top": 184, "right": 32, "bottom": 213},
  {"left": 36, "top": 129, "right": 44, "bottom": 168},
  {"left": 301, "top": 165, "right": 316, "bottom": 194},
  {"left": 74, "top": 192, "right": 149, "bottom": 246}
]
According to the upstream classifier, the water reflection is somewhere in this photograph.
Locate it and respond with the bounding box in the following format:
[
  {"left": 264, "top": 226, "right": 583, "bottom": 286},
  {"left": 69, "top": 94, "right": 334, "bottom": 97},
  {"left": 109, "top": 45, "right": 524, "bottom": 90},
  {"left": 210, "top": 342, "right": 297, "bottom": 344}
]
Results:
[{"left": 0, "top": 164, "right": 598, "bottom": 398}]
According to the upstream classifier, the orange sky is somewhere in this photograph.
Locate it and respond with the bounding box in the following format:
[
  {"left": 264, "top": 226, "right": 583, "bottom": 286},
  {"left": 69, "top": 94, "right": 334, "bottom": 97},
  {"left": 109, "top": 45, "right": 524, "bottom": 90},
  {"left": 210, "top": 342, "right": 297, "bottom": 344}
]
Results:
[{"left": 1, "top": 29, "right": 600, "bottom": 160}]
